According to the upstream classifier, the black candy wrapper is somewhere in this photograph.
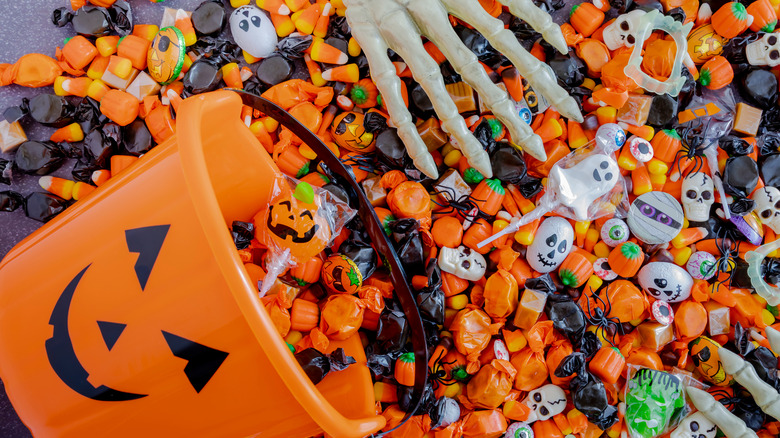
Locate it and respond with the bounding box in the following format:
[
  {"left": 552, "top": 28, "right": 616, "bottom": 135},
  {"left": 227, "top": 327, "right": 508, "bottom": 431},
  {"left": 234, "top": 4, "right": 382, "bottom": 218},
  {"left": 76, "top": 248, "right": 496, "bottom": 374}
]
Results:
[
  {"left": 555, "top": 351, "right": 618, "bottom": 430},
  {"left": 231, "top": 221, "right": 254, "bottom": 250},
  {"left": 294, "top": 347, "right": 356, "bottom": 386}
]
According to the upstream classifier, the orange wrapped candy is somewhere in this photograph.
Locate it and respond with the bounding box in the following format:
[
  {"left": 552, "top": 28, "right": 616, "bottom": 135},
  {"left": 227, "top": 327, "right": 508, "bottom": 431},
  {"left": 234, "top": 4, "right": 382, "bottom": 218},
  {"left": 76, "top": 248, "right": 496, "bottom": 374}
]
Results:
[
  {"left": 592, "top": 53, "right": 638, "bottom": 108},
  {"left": 319, "top": 289, "right": 383, "bottom": 341},
  {"left": 483, "top": 269, "right": 519, "bottom": 319},
  {"left": 386, "top": 181, "right": 431, "bottom": 227},
  {"left": 461, "top": 409, "right": 507, "bottom": 438},
  {"left": 261, "top": 78, "right": 334, "bottom": 110},
  {"left": 546, "top": 339, "right": 574, "bottom": 386},
  {"left": 642, "top": 38, "right": 677, "bottom": 81},
  {"left": 0, "top": 53, "right": 63, "bottom": 88},
  {"left": 449, "top": 307, "right": 502, "bottom": 370},
  {"left": 465, "top": 359, "right": 517, "bottom": 409},
  {"left": 511, "top": 320, "right": 556, "bottom": 391},
  {"left": 581, "top": 279, "right": 647, "bottom": 323}
]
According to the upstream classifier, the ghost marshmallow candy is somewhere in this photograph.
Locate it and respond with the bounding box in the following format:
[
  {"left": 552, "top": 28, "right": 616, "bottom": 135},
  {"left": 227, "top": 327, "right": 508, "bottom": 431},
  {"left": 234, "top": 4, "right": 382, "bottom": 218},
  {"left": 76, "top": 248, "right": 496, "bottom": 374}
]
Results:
[
  {"left": 522, "top": 384, "right": 567, "bottom": 423},
  {"left": 681, "top": 172, "right": 714, "bottom": 222},
  {"left": 638, "top": 262, "right": 693, "bottom": 303},
  {"left": 438, "top": 245, "right": 487, "bottom": 281},
  {"left": 526, "top": 217, "right": 574, "bottom": 273},
  {"left": 751, "top": 186, "right": 780, "bottom": 233},
  {"left": 627, "top": 191, "right": 684, "bottom": 245},
  {"left": 669, "top": 412, "right": 718, "bottom": 438},
  {"left": 230, "top": 6, "right": 277, "bottom": 59},
  {"left": 601, "top": 218, "right": 630, "bottom": 246},
  {"left": 549, "top": 154, "right": 621, "bottom": 220}
]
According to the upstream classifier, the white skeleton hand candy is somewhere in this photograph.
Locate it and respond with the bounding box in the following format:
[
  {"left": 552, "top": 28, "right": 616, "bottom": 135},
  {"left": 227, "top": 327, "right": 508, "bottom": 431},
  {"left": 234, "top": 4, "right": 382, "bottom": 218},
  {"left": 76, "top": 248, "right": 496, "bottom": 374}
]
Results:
[
  {"left": 343, "top": 0, "right": 583, "bottom": 179},
  {"left": 478, "top": 124, "right": 626, "bottom": 247}
]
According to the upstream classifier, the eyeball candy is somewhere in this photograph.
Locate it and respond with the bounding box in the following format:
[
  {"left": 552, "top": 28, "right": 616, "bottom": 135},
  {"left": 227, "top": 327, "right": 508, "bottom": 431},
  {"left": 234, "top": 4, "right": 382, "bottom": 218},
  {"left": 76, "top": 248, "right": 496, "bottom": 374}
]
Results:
[
  {"left": 526, "top": 217, "right": 574, "bottom": 273},
  {"left": 504, "top": 422, "right": 533, "bottom": 438},
  {"left": 686, "top": 251, "right": 717, "bottom": 280},
  {"left": 230, "top": 6, "right": 277, "bottom": 59},
  {"left": 593, "top": 257, "right": 618, "bottom": 280},
  {"left": 651, "top": 300, "right": 674, "bottom": 325},
  {"left": 627, "top": 191, "right": 684, "bottom": 245},
  {"left": 601, "top": 218, "right": 630, "bottom": 246}
]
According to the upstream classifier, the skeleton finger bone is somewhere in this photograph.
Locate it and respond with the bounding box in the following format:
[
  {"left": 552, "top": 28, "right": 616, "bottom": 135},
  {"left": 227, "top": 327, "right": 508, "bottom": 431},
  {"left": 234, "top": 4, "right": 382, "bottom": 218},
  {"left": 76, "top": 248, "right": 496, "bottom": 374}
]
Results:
[
  {"left": 502, "top": 0, "right": 568, "bottom": 54},
  {"left": 403, "top": 0, "right": 545, "bottom": 162},
  {"left": 344, "top": 0, "right": 439, "bottom": 178},
  {"left": 767, "top": 326, "right": 780, "bottom": 352},
  {"left": 442, "top": 0, "right": 583, "bottom": 123},
  {"left": 685, "top": 385, "right": 759, "bottom": 438},
  {"left": 718, "top": 348, "right": 780, "bottom": 420},
  {"left": 373, "top": 0, "right": 493, "bottom": 178}
]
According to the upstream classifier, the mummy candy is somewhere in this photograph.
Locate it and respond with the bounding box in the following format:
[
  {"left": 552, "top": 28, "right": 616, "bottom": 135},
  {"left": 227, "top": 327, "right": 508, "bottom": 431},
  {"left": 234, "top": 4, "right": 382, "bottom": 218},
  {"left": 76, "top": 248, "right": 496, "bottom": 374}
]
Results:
[
  {"left": 522, "top": 384, "right": 567, "bottom": 423},
  {"left": 438, "top": 245, "right": 487, "bottom": 281},
  {"left": 628, "top": 192, "right": 684, "bottom": 244},
  {"left": 230, "top": 6, "right": 277, "bottom": 59},
  {"left": 638, "top": 262, "right": 693, "bottom": 303},
  {"left": 527, "top": 217, "right": 574, "bottom": 273}
]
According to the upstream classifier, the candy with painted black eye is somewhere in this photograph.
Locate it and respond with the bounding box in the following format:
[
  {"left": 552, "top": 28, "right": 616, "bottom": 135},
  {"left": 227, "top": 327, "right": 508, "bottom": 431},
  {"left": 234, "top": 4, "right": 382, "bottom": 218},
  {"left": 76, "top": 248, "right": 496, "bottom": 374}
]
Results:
[
  {"left": 230, "top": 5, "right": 277, "bottom": 59},
  {"left": 638, "top": 262, "right": 693, "bottom": 303},
  {"left": 687, "top": 251, "right": 717, "bottom": 280},
  {"left": 600, "top": 218, "right": 629, "bottom": 246},
  {"left": 593, "top": 257, "right": 617, "bottom": 280},
  {"left": 627, "top": 191, "right": 684, "bottom": 245},
  {"left": 526, "top": 217, "right": 574, "bottom": 273},
  {"left": 651, "top": 300, "right": 674, "bottom": 325}
]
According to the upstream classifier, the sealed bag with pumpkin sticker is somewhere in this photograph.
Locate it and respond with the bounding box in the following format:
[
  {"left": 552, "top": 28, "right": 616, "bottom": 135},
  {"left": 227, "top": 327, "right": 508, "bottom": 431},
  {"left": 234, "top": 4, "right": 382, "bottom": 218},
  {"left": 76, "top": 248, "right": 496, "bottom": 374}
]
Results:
[{"left": 253, "top": 175, "right": 355, "bottom": 296}]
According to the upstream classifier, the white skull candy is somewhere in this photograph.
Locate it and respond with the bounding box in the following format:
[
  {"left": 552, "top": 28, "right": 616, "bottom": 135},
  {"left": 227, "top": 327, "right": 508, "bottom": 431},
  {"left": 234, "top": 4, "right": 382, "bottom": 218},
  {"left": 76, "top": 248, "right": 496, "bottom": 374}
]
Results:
[
  {"left": 526, "top": 217, "right": 574, "bottom": 273},
  {"left": 230, "top": 6, "right": 278, "bottom": 59},
  {"left": 669, "top": 412, "right": 718, "bottom": 438},
  {"left": 746, "top": 32, "right": 780, "bottom": 67},
  {"left": 523, "top": 384, "right": 567, "bottom": 423},
  {"left": 751, "top": 186, "right": 780, "bottom": 233},
  {"left": 437, "top": 245, "right": 487, "bottom": 281},
  {"left": 681, "top": 172, "right": 714, "bottom": 222},
  {"left": 602, "top": 10, "right": 647, "bottom": 51},
  {"left": 638, "top": 262, "right": 693, "bottom": 303}
]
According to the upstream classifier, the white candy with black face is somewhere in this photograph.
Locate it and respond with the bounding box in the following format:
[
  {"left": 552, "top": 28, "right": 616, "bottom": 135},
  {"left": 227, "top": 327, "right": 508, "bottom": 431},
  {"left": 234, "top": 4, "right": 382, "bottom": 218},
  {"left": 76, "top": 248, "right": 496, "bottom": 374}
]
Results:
[
  {"left": 438, "top": 245, "right": 487, "bottom": 281},
  {"left": 602, "top": 10, "right": 647, "bottom": 50},
  {"left": 751, "top": 186, "right": 780, "bottom": 233},
  {"left": 601, "top": 218, "right": 629, "bottom": 246},
  {"left": 669, "top": 412, "right": 718, "bottom": 438},
  {"left": 638, "top": 262, "right": 693, "bottom": 303},
  {"left": 230, "top": 6, "right": 277, "bottom": 59},
  {"left": 527, "top": 217, "right": 574, "bottom": 273},
  {"left": 523, "top": 384, "right": 567, "bottom": 423}
]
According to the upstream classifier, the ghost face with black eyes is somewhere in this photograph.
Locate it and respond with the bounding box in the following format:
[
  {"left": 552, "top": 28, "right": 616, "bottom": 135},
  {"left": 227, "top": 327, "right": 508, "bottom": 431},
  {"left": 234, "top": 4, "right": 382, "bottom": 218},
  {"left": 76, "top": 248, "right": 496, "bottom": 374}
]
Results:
[
  {"left": 638, "top": 262, "right": 693, "bottom": 303},
  {"left": 527, "top": 217, "right": 574, "bottom": 273},
  {"left": 230, "top": 6, "right": 277, "bottom": 59},
  {"left": 548, "top": 154, "right": 621, "bottom": 220}
]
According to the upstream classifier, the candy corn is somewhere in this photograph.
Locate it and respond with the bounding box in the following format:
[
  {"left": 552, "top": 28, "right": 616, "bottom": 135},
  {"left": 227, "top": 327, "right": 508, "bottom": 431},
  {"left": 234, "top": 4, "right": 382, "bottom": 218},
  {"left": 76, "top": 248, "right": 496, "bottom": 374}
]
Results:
[
  {"left": 50, "top": 123, "right": 84, "bottom": 143},
  {"left": 308, "top": 38, "right": 348, "bottom": 65},
  {"left": 39, "top": 176, "right": 75, "bottom": 200},
  {"left": 321, "top": 64, "right": 359, "bottom": 83}
]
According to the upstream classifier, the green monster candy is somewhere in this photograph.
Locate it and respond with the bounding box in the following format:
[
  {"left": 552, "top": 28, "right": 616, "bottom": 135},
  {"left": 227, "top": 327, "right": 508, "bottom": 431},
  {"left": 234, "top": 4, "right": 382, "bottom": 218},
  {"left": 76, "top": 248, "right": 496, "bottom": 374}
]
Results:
[{"left": 625, "top": 368, "right": 687, "bottom": 438}]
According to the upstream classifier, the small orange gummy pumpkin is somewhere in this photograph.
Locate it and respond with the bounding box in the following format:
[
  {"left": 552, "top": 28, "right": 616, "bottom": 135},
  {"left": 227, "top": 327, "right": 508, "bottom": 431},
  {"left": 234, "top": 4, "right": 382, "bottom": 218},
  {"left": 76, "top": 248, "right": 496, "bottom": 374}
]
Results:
[
  {"left": 650, "top": 129, "right": 682, "bottom": 163},
  {"left": 471, "top": 179, "right": 505, "bottom": 217},
  {"left": 711, "top": 2, "right": 751, "bottom": 39},
  {"left": 558, "top": 247, "right": 595, "bottom": 288},
  {"left": 394, "top": 352, "right": 416, "bottom": 386},
  {"left": 607, "top": 241, "right": 645, "bottom": 277},
  {"left": 748, "top": 0, "right": 778, "bottom": 32},
  {"left": 698, "top": 56, "right": 733, "bottom": 90}
]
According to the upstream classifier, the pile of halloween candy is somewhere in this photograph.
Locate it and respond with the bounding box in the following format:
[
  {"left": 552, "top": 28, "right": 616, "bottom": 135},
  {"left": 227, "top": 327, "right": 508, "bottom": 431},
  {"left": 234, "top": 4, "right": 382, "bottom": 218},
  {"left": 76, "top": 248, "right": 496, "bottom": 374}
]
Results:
[{"left": 7, "top": 0, "right": 780, "bottom": 436}]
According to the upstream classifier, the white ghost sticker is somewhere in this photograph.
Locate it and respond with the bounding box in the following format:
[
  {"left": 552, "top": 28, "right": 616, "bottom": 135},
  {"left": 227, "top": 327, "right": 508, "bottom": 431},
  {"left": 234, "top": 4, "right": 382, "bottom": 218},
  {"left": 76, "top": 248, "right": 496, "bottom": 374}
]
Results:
[
  {"left": 230, "top": 6, "right": 278, "bottom": 59},
  {"left": 527, "top": 217, "right": 574, "bottom": 273},
  {"left": 548, "top": 154, "right": 620, "bottom": 221}
]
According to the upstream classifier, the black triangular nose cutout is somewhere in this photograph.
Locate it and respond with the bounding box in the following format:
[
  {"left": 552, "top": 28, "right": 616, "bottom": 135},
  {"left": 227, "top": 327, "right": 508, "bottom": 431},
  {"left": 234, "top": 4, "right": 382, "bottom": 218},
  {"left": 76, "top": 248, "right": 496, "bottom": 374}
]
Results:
[
  {"left": 162, "top": 331, "right": 229, "bottom": 393},
  {"left": 97, "top": 321, "right": 127, "bottom": 351}
]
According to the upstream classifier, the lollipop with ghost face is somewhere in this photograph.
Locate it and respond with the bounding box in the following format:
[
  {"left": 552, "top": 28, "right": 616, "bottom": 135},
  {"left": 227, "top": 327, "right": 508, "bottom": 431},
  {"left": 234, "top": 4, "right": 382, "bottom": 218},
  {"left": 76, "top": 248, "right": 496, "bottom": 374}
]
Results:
[{"left": 479, "top": 124, "right": 627, "bottom": 248}]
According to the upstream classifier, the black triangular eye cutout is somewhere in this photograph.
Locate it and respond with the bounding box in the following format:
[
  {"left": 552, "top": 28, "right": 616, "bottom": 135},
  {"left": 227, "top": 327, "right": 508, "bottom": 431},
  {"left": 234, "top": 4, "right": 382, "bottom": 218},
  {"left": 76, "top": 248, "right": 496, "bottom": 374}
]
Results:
[
  {"left": 97, "top": 321, "right": 127, "bottom": 351},
  {"left": 162, "top": 331, "right": 229, "bottom": 393}
]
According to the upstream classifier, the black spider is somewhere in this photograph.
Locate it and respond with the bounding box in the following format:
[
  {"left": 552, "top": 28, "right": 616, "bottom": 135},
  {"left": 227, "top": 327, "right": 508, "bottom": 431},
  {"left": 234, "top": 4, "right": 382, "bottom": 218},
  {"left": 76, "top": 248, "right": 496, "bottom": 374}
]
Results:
[
  {"left": 583, "top": 288, "right": 624, "bottom": 348},
  {"left": 427, "top": 344, "right": 467, "bottom": 390},
  {"left": 672, "top": 122, "right": 713, "bottom": 179},
  {"left": 431, "top": 186, "right": 491, "bottom": 222}
]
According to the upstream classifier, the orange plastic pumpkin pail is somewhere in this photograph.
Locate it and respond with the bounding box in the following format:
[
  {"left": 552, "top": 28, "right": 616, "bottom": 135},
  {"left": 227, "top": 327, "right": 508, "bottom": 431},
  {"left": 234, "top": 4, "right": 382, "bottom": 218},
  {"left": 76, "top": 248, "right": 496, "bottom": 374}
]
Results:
[{"left": 0, "top": 90, "right": 385, "bottom": 438}]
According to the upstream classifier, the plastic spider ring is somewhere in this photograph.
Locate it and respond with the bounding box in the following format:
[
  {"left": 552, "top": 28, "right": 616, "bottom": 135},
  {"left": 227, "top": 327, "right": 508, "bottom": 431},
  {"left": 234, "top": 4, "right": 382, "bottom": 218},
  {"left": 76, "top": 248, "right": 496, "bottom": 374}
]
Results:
[
  {"left": 623, "top": 9, "right": 693, "bottom": 97},
  {"left": 593, "top": 257, "right": 618, "bottom": 280},
  {"left": 628, "top": 135, "right": 654, "bottom": 163}
]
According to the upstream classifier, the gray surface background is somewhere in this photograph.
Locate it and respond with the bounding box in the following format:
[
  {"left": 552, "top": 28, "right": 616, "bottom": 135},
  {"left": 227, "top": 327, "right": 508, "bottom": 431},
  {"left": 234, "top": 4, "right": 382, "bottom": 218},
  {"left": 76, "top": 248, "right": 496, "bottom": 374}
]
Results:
[{"left": 0, "top": 1, "right": 202, "bottom": 436}]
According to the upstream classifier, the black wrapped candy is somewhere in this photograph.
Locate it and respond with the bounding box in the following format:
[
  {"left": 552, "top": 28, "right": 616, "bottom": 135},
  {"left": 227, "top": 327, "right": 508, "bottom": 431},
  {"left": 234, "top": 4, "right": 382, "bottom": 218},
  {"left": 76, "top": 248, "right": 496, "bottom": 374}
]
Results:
[
  {"left": 191, "top": 1, "right": 227, "bottom": 36},
  {"left": 24, "top": 192, "right": 69, "bottom": 222},
  {"left": 0, "top": 191, "right": 24, "bottom": 212},
  {"left": 183, "top": 60, "right": 223, "bottom": 95},
  {"left": 294, "top": 348, "right": 356, "bottom": 385},
  {"left": 231, "top": 221, "right": 254, "bottom": 250},
  {"left": 723, "top": 155, "right": 759, "bottom": 198},
  {"left": 14, "top": 141, "right": 67, "bottom": 175}
]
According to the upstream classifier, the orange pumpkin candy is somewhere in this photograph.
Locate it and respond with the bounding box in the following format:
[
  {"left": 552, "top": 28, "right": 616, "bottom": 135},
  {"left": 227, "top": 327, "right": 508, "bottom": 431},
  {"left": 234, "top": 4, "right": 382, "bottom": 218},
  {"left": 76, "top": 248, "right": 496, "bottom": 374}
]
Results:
[
  {"left": 147, "top": 27, "right": 186, "bottom": 85},
  {"left": 698, "top": 56, "right": 733, "bottom": 90},
  {"left": 711, "top": 2, "right": 751, "bottom": 39},
  {"left": 321, "top": 254, "right": 363, "bottom": 294},
  {"left": 331, "top": 111, "right": 375, "bottom": 152},
  {"left": 686, "top": 24, "right": 730, "bottom": 65},
  {"left": 607, "top": 241, "right": 644, "bottom": 278}
]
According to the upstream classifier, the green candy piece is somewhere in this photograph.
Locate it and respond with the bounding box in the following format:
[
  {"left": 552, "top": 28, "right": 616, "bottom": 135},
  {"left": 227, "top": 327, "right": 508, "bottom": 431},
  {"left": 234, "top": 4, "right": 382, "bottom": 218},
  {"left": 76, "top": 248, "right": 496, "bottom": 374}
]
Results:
[
  {"left": 463, "top": 167, "right": 484, "bottom": 184},
  {"left": 625, "top": 368, "right": 686, "bottom": 438},
  {"left": 293, "top": 181, "right": 315, "bottom": 204}
]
